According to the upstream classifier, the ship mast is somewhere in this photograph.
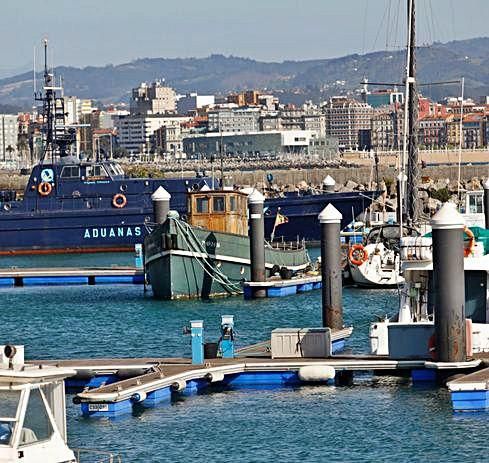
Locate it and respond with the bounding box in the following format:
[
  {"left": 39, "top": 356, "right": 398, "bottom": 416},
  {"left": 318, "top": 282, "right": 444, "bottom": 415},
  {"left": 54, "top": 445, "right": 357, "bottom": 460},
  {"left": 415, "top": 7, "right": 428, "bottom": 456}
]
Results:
[
  {"left": 35, "top": 38, "right": 75, "bottom": 163},
  {"left": 404, "top": 0, "right": 419, "bottom": 225}
]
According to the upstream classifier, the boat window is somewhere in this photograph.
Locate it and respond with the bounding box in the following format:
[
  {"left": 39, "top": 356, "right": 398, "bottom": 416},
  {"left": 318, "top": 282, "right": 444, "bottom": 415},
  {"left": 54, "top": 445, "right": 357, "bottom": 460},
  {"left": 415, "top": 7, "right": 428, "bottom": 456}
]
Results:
[
  {"left": 469, "top": 194, "right": 483, "bottom": 214},
  {"left": 196, "top": 197, "right": 209, "bottom": 213},
  {"left": 0, "top": 390, "right": 20, "bottom": 446},
  {"left": 213, "top": 196, "right": 225, "bottom": 213},
  {"left": 0, "top": 390, "right": 20, "bottom": 420},
  {"left": 106, "top": 164, "right": 118, "bottom": 177},
  {"left": 20, "top": 388, "right": 53, "bottom": 446},
  {"left": 86, "top": 165, "right": 109, "bottom": 179},
  {"left": 229, "top": 196, "right": 237, "bottom": 212},
  {"left": 60, "top": 165, "right": 80, "bottom": 179}
]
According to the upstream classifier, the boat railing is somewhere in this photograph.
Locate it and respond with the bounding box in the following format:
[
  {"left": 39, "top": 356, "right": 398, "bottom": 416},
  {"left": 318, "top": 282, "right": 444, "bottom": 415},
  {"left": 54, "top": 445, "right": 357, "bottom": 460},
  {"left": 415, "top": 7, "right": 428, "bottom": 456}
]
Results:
[
  {"left": 73, "top": 447, "right": 122, "bottom": 463},
  {"left": 266, "top": 237, "right": 306, "bottom": 251}
]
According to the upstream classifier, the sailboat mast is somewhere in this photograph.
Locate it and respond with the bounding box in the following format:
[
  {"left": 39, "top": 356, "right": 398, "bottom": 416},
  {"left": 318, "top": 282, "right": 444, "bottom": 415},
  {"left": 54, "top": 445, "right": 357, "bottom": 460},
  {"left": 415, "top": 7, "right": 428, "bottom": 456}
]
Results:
[{"left": 405, "top": 0, "right": 419, "bottom": 225}]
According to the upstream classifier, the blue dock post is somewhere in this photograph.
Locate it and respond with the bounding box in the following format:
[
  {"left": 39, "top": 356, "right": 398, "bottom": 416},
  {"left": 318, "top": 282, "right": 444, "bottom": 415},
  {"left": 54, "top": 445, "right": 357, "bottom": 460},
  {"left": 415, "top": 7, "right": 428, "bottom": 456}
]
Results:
[
  {"left": 191, "top": 320, "right": 204, "bottom": 365},
  {"left": 220, "top": 315, "right": 235, "bottom": 358}
]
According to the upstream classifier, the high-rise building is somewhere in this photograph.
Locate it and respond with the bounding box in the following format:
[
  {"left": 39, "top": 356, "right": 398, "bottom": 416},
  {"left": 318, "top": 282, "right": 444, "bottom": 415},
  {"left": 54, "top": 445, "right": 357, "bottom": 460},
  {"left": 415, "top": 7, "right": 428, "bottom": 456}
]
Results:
[
  {"left": 115, "top": 114, "right": 191, "bottom": 154},
  {"left": 130, "top": 81, "right": 177, "bottom": 115},
  {"left": 323, "top": 97, "right": 373, "bottom": 150},
  {"left": 0, "top": 114, "right": 18, "bottom": 162}
]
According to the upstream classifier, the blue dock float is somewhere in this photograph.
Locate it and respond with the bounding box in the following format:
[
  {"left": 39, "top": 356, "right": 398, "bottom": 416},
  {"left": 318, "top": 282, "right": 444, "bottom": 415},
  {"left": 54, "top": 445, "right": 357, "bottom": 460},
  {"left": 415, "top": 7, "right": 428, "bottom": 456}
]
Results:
[
  {"left": 243, "top": 275, "right": 321, "bottom": 299},
  {"left": 448, "top": 365, "right": 489, "bottom": 412},
  {"left": 0, "top": 267, "right": 144, "bottom": 288},
  {"left": 73, "top": 354, "right": 434, "bottom": 418}
]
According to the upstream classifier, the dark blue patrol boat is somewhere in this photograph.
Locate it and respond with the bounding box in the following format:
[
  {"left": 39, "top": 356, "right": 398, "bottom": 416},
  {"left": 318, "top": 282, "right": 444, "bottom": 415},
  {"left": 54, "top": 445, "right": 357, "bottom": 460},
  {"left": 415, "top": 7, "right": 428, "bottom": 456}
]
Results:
[
  {"left": 0, "top": 40, "right": 380, "bottom": 254},
  {"left": 0, "top": 39, "right": 208, "bottom": 254}
]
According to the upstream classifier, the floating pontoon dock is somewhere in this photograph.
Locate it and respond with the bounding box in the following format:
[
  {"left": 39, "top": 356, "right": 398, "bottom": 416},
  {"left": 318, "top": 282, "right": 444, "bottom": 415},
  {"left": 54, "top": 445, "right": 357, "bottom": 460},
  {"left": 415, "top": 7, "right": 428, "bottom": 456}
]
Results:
[
  {"left": 243, "top": 274, "right": 321, "bottom": 298},
  {"left": 0, "top": 266, "right": 144, "bottom": 286}
]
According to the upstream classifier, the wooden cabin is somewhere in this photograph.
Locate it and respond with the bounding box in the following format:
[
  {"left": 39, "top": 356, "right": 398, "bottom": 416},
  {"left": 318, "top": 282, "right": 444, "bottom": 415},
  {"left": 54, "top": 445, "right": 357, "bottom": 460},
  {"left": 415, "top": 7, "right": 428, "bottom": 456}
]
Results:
[{"left": 187, "top": 190, "right": 248, "bottom": 236}]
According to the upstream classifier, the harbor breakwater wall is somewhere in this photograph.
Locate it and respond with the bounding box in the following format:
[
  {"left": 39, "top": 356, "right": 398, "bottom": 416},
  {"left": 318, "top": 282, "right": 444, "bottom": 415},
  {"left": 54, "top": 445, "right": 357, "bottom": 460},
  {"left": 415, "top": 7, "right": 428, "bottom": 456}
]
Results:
[
  {"left": 0, "top": 164, "right": 486, "bottom": 193},
  {"left": 225, "top": 164, "right": 485, "bottom": 188}
]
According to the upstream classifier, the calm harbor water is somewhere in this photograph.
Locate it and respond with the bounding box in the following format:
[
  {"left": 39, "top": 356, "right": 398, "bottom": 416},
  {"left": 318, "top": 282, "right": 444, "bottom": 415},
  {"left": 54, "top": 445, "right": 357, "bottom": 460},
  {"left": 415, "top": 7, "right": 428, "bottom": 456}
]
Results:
[{"left": 1, "top": 252, "right": 488, "bottom": 462}]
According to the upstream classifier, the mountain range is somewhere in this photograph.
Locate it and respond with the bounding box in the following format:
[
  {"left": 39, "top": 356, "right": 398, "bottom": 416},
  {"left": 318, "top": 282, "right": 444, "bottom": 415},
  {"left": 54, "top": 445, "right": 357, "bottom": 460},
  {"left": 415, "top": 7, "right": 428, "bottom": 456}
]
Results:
[{"left": 0, "top": 37, "right": 488, "bottom": 111}]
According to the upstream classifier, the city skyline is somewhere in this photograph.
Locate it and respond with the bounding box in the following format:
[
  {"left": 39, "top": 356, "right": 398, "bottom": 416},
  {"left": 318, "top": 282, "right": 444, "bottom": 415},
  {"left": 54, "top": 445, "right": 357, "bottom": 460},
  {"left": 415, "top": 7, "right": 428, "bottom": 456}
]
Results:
[{"left": 1, "top": 0, "right": 488, "bottom": 76}]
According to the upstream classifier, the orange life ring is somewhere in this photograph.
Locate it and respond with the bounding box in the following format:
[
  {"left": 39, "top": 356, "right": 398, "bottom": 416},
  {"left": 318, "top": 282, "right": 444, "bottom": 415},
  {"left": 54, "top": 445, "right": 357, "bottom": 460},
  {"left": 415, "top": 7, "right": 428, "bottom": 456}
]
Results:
[
  {"left": 38, "top": 182, "right": 52, "bottom": 196},
  {"left": 464, "top": 226, "right": 475, "bottom": 258},
  {"left": 112, "top": 193, "right": 127, "bottom": 208},
  {"left": 348, "top": 244, "right": 369, "bottom": 266}
]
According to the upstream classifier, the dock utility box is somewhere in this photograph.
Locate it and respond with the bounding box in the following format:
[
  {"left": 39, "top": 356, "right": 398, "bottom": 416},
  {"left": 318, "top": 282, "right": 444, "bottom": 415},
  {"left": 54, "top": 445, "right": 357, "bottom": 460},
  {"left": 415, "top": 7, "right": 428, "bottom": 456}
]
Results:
[
  {"left": 387, "top": 323, "right": 434, "bottom": 359},
  {"left": 271, "top": 328, "right": 331, "bottom": 358}
]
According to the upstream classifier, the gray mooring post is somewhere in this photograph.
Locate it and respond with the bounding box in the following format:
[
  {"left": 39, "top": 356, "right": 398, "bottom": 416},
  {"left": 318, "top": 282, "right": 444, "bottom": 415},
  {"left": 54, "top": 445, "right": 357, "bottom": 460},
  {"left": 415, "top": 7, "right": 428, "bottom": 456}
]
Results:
[
  {"left": 318, "top": 204, "right": 343, "bottom": 330},
  {"left": 248, "top": 189, "right": 266, "bottom": 298},
  {"left": 322, "top": 175, "right": 335, "bottom": 193},
  {"left": 431, "top": 203, "right": 466, "bottom": 363},
  {"left": 151, "top": 186, "right": 171, "bottom": 224},
  {"left": 483, "top": 178, "right": 489, "bottom": 229}
]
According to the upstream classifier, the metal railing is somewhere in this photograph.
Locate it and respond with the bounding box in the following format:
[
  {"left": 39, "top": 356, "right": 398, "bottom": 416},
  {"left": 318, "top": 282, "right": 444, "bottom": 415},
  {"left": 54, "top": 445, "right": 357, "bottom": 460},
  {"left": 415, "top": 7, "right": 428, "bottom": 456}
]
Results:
[{"left": 73, "top": 448, "right": 122, "bottom": 463}]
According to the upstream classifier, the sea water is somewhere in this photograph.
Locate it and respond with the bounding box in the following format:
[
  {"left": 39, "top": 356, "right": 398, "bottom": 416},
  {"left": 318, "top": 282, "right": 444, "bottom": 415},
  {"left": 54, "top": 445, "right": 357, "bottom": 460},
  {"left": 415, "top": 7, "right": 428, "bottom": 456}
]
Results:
[{"left": 0, "top": 254, "right": 487, "bottom": 462}]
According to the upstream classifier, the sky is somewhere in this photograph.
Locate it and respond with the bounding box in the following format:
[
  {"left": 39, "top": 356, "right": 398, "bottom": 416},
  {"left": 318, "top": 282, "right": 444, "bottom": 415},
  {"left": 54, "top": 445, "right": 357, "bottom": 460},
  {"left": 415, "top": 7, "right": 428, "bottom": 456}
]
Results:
[{"left": 0, "top": 0, "right": 488, "bottom": 76}]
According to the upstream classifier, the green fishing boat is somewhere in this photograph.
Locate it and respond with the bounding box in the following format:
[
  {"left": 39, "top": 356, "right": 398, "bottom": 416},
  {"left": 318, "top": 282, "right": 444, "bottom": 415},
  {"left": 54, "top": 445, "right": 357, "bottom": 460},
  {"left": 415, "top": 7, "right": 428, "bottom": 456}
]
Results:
[{"left": 144, "top": 189, "right": 311, "bottom": 299}]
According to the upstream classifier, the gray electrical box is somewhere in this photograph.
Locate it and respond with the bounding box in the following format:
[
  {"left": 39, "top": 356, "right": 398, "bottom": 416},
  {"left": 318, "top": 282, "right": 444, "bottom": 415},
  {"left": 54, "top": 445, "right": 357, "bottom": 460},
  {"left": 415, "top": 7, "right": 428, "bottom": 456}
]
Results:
[
  {"left": 388, "top": 323, "right": 434, "bottom": 359},
  {"left": 271, "top": 328, "right": 331, "bottom": 358}
]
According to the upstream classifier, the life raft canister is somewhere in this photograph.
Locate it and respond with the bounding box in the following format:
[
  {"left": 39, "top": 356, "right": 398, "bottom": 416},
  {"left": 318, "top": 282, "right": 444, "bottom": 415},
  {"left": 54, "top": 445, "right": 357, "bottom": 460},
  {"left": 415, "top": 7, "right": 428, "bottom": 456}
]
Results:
[
  {"left": 38, "top": 182, "right": 52, "bottom": 196},
  {"left": 112, "top": 193, "right": 127, "bottom": 208},
  {"left": 348, "top": 244, "right": 369, "bottom": 266}
]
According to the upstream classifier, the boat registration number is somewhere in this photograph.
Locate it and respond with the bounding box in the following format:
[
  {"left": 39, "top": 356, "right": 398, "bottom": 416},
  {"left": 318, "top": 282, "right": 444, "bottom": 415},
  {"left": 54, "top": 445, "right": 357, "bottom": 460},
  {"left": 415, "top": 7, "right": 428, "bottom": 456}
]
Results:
[{"left": 88, "top": 403, "right": 109, "bottom": 412}]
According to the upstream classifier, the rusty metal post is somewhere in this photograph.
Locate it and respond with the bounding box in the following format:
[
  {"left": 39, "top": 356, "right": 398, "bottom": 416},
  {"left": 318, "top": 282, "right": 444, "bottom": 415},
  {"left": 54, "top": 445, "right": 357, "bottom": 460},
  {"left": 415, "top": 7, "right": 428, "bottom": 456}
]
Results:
[
  {"left": 318, "top": 204, "right": 343, "bottom": 330},
  {"left": 248, "top": 189, "right": 266, "bottom": 298},
  {"left": 431, "top": 203, "right": 466, "bottom": 363}
]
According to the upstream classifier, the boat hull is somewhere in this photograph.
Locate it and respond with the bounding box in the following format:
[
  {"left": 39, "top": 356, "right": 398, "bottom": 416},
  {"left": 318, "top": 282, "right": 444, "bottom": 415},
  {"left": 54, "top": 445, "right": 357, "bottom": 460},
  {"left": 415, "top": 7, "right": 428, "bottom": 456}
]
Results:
[
  {"left": 0, "top": 183, "right": 379, "bottom": 254},
  {"left": 145, "top": 220, "right": 310, "bottom": 299},
  {"left": 264, "top": 190, "right": 380, "bottom": 243}
]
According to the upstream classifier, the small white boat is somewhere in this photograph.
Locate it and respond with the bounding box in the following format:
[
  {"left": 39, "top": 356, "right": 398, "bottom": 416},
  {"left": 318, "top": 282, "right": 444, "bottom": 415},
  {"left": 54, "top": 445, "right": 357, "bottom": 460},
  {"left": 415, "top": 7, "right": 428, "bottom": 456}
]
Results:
[
  {"left": 0, "top": 345, "right": 121, "bottom": 463},
  {"left": 347, "top": 225, "right": 419, "bottom": 288},
  {"left": 370, "top": 225, "right": 489, "bottom": 357},
  {"left": 0, "top": 345, "right": 76, "bottom": 463}
]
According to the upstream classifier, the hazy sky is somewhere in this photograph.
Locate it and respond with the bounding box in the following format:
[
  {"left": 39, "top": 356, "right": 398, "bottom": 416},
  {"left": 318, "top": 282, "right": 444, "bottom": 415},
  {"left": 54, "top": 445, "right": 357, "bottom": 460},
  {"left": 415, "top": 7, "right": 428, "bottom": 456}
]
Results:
[{"left": 1, "top": 0, "right": 488, "bottom": 74}]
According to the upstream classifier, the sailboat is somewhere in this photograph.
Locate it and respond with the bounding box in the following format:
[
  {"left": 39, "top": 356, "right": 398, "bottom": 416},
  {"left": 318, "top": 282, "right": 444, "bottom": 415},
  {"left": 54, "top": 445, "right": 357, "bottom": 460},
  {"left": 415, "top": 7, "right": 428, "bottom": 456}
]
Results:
[
  {"left": 348, "top": 0, "right": 422, "bottom": 288},
  {"left": 368, "top": 0, "right": 489, "bottom": 357}
]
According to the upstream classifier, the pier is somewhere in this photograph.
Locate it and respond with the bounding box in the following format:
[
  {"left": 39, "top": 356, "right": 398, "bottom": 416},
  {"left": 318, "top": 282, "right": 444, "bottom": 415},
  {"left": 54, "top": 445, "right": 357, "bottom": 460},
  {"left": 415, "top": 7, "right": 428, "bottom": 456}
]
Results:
[{"left": 0, "top": 266, "right": 144, "bottom": 287}]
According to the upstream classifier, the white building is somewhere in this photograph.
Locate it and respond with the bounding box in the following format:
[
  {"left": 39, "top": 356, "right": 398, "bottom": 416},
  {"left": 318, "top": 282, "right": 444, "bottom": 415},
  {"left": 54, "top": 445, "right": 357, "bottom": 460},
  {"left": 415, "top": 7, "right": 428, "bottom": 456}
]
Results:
[
  {"left": 182, "top": 130, "right": 337, "bottom": 158},
  {"left": 177, "top": 93, "right": 215, "bottom": 115},
  {"left": 207, "top": 107, "right": 261, "bottom": 133},
  {"left": 115, "top": 114, "right": 191, "bottom": 154},
  {"left": 0, "top": 114, "right": 18, "bottom": 161}
]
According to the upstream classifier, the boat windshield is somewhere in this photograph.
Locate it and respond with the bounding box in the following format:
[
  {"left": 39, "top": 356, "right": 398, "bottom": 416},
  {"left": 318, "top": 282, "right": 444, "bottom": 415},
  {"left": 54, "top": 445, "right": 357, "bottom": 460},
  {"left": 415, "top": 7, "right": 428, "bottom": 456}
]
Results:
[
  {"left": 0, "top": 390, "right": 20, "bottom": 446},
  {"left": 107, "top": 163, "right": 124, "bottom": 177},
  {"left": 367, "top": 226, "right": 419, "bottom": 245}
]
